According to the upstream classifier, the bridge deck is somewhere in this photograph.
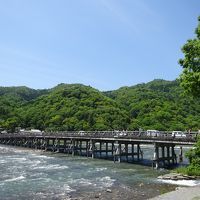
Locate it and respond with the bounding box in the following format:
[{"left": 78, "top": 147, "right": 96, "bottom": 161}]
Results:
[{"left": 0, "top": 131, "right": 196, "bottom": 145}]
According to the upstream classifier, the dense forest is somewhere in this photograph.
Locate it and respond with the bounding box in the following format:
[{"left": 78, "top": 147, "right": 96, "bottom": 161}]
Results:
[{"left": 0, "top": 79, "right": 200, "bottom": 132}]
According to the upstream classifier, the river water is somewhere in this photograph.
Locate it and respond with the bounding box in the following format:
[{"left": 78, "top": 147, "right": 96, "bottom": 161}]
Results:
[{"left": 0, "top": 144, "right": 197, "bottom": 200}]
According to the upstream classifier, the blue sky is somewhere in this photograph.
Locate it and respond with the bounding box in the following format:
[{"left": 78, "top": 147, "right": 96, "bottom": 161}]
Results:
[{"left": 0, "top": 0, "right": 199, "bottom": 91}]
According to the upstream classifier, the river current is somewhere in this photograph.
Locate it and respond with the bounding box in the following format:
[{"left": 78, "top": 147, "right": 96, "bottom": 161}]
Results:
[{"left": 0, "top": 144, "right": 198, "bottom": 200}]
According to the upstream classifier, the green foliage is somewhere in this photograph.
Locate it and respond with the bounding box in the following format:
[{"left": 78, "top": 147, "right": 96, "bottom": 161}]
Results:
[
  {"left": 0, "top": 80, "right": 200, "bottom": 132},
  {"left": 14, "top": 84, "right": 130, "bottom": 131},
  {"left": 176, "top": 165, "right": 200, "bottom": 176},
  {"left": 179, "top": 16, "right": 200, "bottom": 97},
  {"left": 184, "top": 136, "right": 200, "bottom": 176},
  {"left": 175, "top": 167, "right": 188, "bottom": 175},
  {"left": 0, "top": 86, "right": 48, "bottom": 131},
  {"left": 105, "top": 79, "right": 200, "bottom": 131}
]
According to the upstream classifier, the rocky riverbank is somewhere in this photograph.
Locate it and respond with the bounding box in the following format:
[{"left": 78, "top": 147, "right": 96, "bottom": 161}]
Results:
[
  {"left": 150, "top": 173, "right": 200, "bottom": 200},
  {"left": 157, "top": 173, "right": 199, "bottom": 181},
  {"left": 69, "top": 182, "right": 177, "bottom": 200}
]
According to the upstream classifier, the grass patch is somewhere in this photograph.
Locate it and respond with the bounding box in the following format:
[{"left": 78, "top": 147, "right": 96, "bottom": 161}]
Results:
[
  {"left": 175, "top": 166, "right": 200, "bottom": 176},
  {"left": 175, "top": 167, "right": 188, "bottom": 175}
]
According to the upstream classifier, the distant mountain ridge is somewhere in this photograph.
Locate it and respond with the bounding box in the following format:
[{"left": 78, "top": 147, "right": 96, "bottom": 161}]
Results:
[{"left": 0, "top": 79, "right": 199, "bottom": 132}]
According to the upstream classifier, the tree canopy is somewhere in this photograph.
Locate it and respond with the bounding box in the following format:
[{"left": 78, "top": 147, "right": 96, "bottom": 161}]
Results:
[
  {"left": 179, "top": 16, "right": 200, "bottom": 97},
  {"left": 0, "top": 80, "right": 200, "bottom": 132},
  {"left": 184, "top": 136, "right": 200, "bottom": 176},
  {"left": 105, "top": 79, "right": 200, "bottom": 131},
  {"left": 177, "top": 16, "right": 200, "bottom": 176}
]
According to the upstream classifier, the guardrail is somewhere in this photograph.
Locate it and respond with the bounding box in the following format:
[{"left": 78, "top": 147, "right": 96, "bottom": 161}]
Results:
[{"left": 0, "top": 131, "right": 198, "bottom": 143}]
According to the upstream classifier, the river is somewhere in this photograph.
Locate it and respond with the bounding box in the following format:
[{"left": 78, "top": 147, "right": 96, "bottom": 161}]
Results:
[{"left": 0, "top": 144, "right": 196, "bottom": 200}]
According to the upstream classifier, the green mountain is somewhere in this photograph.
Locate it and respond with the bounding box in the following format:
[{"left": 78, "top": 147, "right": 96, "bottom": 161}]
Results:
[
  {"left": 5, "top": 84, "right": 129, "bottom": 131},
  {"left": 0, "top": 80, "right": 199, "bottom": 132},
  {"left": 0, "top": 86, "right": 47, "bottom": 123},
  {"left": 105, "top": 79, "right": 200, "bottom": 131}
]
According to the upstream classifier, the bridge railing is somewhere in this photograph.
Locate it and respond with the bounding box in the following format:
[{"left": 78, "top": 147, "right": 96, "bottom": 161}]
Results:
[{"left": 0, "top": 131, "right": 198, "bottom": 142}]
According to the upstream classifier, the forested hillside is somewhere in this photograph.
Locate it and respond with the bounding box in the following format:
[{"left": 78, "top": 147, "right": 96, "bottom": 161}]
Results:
[
  {"left": 0, "top": 80, "right": 199, "bottom": 132},
  {"left": 0, "top": 84, "right": 129, "bottom": 131},
  {"left": 105, "top": 79, "right": 200, "bottom": 131},
  {"left": 0, "top": 86, "right": 48, "bottom": 131}
]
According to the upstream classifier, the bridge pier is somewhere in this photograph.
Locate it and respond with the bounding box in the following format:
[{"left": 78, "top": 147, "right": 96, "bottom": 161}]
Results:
[
  {"left": 161, "top": 146, "right": 165, "bottom": 166},
  {"left": 118, "top": 143, "right": 122, "bottom": 163},
  {"left": 131, "top": 144, "right": 134, "bottom": 161},
  {"left": 79, "top": 140, "right": 82, "bottom": 155},
  {"left": 105, "top": 142, "right": 108, "bottom": 158},
  {"left": 179, "top": 146, "right": 183, "bottom": 162},
  {"left": 152, "top": 143, "right": 177, "bottom": 169},
  {"left": 112, "top": 142, "right": 143, "bottom": 163}
]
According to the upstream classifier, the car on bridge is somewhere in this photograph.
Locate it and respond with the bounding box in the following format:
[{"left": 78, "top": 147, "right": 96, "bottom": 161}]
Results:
[
  {"left": 78, "top": 131, "right": 86, "bottom": 136},
  {"left": 146, "top": 130, "right": 160, "bottom": 137},
  {"left": 172, "top": 131, "right": 186, "bottom": 138},
  {"left": 114, "top": 131, "right": 127, "bottom": 138}
]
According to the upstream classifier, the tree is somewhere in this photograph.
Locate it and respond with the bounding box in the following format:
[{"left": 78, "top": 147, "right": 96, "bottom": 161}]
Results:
[
  {"left": 179, "top": 16, "right": 200, "bottom": 97},
  {"left": 178, "top": 16, "right": 200, "bottom": 176},
  {"left": 185, "top": 136, "right": 200, "bottom": 176}
]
